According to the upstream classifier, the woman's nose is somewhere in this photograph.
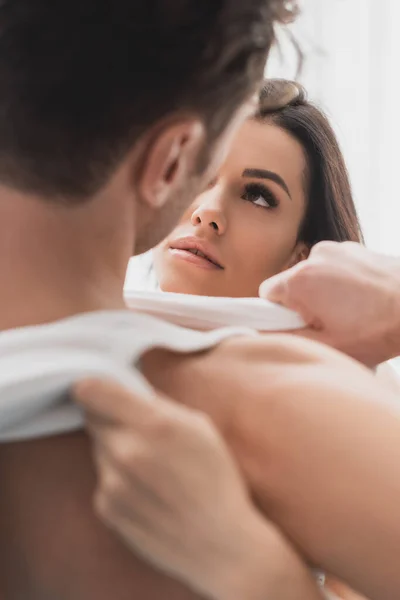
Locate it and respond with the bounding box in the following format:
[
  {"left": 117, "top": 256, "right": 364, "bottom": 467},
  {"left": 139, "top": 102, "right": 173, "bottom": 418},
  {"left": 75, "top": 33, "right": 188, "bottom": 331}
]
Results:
[{"left": 190, "top": 205, "right": 227, "bottom": 235}]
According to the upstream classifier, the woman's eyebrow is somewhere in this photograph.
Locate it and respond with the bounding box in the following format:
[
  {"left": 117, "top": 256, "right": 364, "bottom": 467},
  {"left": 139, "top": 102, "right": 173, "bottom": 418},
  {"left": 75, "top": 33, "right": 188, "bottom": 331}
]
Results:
[{"left": 242, "top": 168, "right": 292, "bottom": 199}]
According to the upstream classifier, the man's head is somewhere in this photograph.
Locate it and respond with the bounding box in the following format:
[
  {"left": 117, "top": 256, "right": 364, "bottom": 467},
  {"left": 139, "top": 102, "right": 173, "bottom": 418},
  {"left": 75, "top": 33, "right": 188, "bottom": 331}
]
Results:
[{"left": 0, "top": 0, "right": 298, "bottom": 253}]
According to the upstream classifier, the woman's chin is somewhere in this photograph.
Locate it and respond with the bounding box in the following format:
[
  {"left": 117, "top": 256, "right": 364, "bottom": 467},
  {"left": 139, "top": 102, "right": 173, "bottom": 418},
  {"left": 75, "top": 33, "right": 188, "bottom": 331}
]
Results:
[{"left": 157, "top": 264, "right": 224, "bottom": 297}]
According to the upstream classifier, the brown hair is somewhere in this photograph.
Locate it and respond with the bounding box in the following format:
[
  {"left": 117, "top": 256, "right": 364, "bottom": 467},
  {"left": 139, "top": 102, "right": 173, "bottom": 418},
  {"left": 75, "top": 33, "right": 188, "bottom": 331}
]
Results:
[
  {"left": 257, "top": 79, "right": 363, "bottom": 244},
  {"left": 0, "top": 1, "right": 297, "bottom": 201}
]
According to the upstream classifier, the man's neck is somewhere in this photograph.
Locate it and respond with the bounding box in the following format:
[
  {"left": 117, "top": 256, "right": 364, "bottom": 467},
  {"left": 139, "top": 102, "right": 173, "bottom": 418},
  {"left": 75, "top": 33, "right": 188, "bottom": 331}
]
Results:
[{"left": 0, "top": 185, "right": 135, "bottom": 331}]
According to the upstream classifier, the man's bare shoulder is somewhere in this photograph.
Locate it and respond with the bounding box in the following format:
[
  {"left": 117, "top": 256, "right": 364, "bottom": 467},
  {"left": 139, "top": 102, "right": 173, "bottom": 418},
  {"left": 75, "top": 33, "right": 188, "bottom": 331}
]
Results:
[
  {"left": 141, "top": 332, "right": 348, "bottom": 422},
  {"left": 143, "top": 331, "right": 348, "bottom": 376},
  {"left": 141, "top": 330, "right": 373, "bottom": 481}
]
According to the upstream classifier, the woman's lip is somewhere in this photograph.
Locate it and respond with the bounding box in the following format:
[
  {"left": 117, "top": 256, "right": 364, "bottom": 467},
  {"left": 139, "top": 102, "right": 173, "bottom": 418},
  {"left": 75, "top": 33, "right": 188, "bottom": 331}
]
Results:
[
  {"left": 168, "top": 248, "right": 222, "bottom": 270},
  {"left": 168, "top": 237, "right": 224, "bottom": 268}
]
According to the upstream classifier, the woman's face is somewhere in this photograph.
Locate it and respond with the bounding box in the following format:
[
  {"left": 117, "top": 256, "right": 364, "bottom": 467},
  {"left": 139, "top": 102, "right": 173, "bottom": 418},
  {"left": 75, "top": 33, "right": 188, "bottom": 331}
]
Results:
[{"left": 154, "top": 119, "right": 309, "bottom": 297}]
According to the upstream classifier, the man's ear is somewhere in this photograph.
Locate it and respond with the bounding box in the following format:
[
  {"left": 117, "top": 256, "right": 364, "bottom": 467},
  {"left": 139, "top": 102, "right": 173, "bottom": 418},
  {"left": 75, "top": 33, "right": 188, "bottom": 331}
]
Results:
[
  {"left": 288, "top": 242, "right": 310, "bottom": 268},
  {"left": 137, "top": 118, "right": 205, "bottom": 210}
]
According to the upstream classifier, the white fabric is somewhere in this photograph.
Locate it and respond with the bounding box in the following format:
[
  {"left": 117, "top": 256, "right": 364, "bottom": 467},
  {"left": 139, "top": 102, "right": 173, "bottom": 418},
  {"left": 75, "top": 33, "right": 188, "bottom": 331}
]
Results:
[
  {"left": 125, "top": 251, "right": 158, "bottom": 291},
  {"left": 0, "top": 289, "right": 305, "bottom": 442},
  {"left": 0, "top": 310, "right": 256, "bottom": 442},
  {"left": 124, "top": 289, "right": 305, "bottom": 331}
]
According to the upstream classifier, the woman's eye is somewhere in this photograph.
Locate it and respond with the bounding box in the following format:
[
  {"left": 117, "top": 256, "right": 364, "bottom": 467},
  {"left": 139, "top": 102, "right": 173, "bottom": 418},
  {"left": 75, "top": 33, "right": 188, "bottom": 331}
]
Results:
[{"left": 241, "top": 183, "right": 278, "bottom": 209}]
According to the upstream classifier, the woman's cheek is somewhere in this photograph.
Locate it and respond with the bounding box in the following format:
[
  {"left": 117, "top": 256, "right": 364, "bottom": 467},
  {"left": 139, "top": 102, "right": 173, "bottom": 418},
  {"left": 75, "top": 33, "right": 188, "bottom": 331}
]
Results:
[{"left": 250, "top": 228, "right": 291, "bottom": 277}]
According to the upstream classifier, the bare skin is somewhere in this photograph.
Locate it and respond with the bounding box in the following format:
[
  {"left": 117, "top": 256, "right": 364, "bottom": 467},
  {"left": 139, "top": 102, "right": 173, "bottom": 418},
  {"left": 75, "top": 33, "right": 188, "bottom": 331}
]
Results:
[
  {"left": 135, "top": 334, "right": 400, "bottom": 600},
  {"left": 1, "top": 333, "right": 387, "bottom": 599},
  {"left": 0, "top": 331, "right": 370, "bottom": 600},
  {"left": 0, "top": 398, "right": 326, "bottom": 600},
  {"left": 0, "top": 94, "right": 322, "bottom": 598},
  {"left": 3, "top": 329, "right": 392, "bottom": 599},
  {"left": 0, "top": 433, "right": 206, "bottom": 600},
  {"left": 0, "top": 82, "right": 261, "bottom": 600},
  {"left": 260, "top": 242, "right": 400, "bottom": 367}
]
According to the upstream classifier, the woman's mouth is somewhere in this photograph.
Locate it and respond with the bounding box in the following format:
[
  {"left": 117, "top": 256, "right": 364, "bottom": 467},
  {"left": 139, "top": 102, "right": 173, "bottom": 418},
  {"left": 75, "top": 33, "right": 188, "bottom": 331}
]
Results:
[{"left": 168, "top": 238, "right": 224, "bottom": 271}]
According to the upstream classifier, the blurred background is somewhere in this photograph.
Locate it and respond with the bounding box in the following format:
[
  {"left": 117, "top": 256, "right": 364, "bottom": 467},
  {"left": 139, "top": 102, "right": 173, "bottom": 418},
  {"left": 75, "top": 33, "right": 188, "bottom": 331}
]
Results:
[{"left": 268, "top": 0, "right": 400, "bottom": 255}]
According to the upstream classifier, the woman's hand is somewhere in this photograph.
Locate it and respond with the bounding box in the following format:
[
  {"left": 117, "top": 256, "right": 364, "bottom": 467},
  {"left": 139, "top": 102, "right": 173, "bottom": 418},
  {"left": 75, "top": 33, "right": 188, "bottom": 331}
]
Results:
[
  {"left": 259, "top": 241, "right": 400, "bottom": 366},
  {"left": 74, "top": 378, "right": 323, "bottom": 600}
]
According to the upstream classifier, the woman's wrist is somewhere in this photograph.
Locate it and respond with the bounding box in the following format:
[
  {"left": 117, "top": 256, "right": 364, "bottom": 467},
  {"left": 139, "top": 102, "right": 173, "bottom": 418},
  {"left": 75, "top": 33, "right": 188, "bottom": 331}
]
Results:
[{"left": 210, "top": 509, "right": 323, "bottom": 600}]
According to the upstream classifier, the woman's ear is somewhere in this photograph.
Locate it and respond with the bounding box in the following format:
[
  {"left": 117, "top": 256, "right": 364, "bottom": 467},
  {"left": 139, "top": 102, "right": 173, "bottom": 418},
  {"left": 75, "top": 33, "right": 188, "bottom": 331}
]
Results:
[
  {"left": 288, "top": 241, "right": 310, "bottom": 268},
  {"left": 137, "top": 118, "right": 205, "bottom": 210}
]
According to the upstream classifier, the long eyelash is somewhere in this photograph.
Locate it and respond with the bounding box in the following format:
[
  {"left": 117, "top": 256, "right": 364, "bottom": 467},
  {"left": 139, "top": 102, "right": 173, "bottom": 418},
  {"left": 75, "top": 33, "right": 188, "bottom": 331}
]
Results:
[{"left": 241, "top": 182, "right": 279, "bottom": 208}]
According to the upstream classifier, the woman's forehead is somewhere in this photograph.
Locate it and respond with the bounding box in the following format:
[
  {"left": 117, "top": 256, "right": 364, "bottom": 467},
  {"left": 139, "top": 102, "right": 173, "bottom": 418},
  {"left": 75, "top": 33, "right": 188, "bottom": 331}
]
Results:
[{"left": 225, "top": 119, "right": 306, "bottom": 180}]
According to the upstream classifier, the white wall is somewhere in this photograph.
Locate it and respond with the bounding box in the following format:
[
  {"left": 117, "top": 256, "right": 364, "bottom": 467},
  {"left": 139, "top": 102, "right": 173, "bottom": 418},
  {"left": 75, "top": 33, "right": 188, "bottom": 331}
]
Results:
[{"left": 267, "top": 0, "right": 400, "bottom": 255}]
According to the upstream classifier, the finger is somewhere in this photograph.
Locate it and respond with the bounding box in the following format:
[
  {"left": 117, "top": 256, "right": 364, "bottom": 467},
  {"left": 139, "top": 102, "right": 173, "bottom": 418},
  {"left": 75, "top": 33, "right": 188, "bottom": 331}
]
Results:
[
  {"left": 94, "top": 505, "right": 163, "bottom": 569},
  {"left": 87, "top": 421, "right": 145, "bottom": 464},
  {"left": 74, "top": 378, "right": 158, "bottom": 425},
  {"left": 74, "top": 377, "right": 207, "bottom": 430},
  {"left": 91, "top": 431, "right": 186, "bottom": 529},
  {"left": 259, "top": 262, "right": 307, "bottom": 307},
  {"left": 94, "top": 449, "right": 167, "bottom": 528},
  {"left": 259, "top": 271, "right": 290, "bottom": 305},
  {"left": 260, "top": 265, "right": 329, "bottom": 329}
]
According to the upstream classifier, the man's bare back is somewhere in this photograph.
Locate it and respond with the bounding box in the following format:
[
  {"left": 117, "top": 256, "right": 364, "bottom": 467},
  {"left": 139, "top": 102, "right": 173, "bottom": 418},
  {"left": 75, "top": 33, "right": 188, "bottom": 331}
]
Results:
[{"left": 0, "top": 431, "right": 204, "bottom": 600}]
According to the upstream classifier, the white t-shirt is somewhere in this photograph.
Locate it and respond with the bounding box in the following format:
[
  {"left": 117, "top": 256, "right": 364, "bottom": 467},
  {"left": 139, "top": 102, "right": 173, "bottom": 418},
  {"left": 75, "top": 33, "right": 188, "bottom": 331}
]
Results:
[
  {"left": 0, "top": 309, "right": 256, "bottom": 442},
  {"left": 0, "top": 286, "right": 307, "bottom": 442},
  {"left": 124, "top": 289, "right": 305, "bottom": 331}
]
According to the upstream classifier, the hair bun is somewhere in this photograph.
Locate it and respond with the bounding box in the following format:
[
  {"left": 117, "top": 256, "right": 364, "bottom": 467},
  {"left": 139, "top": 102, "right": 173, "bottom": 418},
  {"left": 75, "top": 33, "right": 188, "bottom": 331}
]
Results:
[{"left": 259, "top": 79, "right": 306, "bottom": 112}]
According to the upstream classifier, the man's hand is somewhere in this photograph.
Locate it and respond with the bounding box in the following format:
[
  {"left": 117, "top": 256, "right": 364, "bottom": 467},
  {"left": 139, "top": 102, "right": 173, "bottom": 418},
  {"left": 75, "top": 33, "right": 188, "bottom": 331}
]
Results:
[
  {"left": 75, "top": 379, "right": 323, "bottom": 600},
  {"left": 259, "top": 242, "right": 400, "bottom": 366}
]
